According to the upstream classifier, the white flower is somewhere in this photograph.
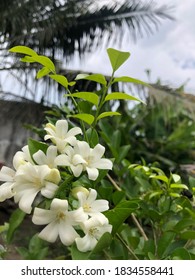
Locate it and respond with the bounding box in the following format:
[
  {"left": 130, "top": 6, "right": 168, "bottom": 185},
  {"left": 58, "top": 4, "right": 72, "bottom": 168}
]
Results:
[
  {"left": 13, "top": 145, "right": 33, "bottom": 170},
  {"left": 75, "top": 216, "right": 112, "bottom": 252},
  {"left": 55, "top": 141, "right": 113, "bottom": 180},
  {"left": 0, "top": 166, "right": 16, "bottom": 202},
  {"left": 44, "top": 120, "right": 82, "bottom": 153},
  {"left": 33, "top": 145, "right": 58, "bottom": 168},
  {"left": 76, "top": 188, "right": 109, "bottom": 220},
  {"left": 32, "top": 198, "right": 88, "bottom": 246},
  {"left": 14, "top": 163, "right": 60, "bottom": 214}
]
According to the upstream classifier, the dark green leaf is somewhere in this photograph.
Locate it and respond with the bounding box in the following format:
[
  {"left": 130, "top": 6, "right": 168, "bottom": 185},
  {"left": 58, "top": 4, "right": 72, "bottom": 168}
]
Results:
[
  {"left": 28, "top": 138, "right": 48, "bottom": 159},
  {"left": 157, "top": 231, "right": 175, "bottom": 258},
  {"left": 71, "top": 243, "right": 90, "bottom": 260},
  {"left": 7, "top": 209, "right": 26, "bottom": 243},
  {"left": 86, "top": 128, "right": 99, "bottom": 147},
  {"left": 90, "top": 232, "right": 112, "bottom": 255},
  {"left": 105, "top": 201, "right": 139, "bottom": 234},
  {"left": 171, "top": 247, "right": 191, "bottom": 260},
  {"left": 180, "top": 231, "right": 195, "bottom": 239}
]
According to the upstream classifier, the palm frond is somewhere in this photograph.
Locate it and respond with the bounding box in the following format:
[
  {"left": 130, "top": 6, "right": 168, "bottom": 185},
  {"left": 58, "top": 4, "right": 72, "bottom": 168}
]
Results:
[{"left": 0, "top": 0, "right": 173, "bottom": 58}]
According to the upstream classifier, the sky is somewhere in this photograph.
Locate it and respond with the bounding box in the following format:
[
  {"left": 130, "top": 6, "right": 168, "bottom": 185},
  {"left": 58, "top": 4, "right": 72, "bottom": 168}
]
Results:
[
  {"left": 66, "top": 0, "right": 195, "bottom": 94},
  {"left": 1, "top": 0, "right": 195, "bottom": 104}
]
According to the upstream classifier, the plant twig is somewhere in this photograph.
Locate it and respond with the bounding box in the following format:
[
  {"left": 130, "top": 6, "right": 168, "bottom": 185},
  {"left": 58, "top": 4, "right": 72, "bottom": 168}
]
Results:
[
  {"left": 116, "top": 233, "right": 139, "bottom": 260},
  {"left": 107, "top": 173, "right": 149, "bottom": 241}
]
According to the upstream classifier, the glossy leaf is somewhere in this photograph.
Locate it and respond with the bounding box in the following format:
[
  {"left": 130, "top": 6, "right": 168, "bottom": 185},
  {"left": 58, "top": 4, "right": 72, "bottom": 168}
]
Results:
[
  {"left": 107, "top": 48, "right": 130, "bottom": 72},
  {"left": 9, "top": 46, "right": 37, "bottom": 56},
  {"left": 113, "top": 76, "right": 149, "bottom": 87},
  {"left": 171, "top": 247, "right": 191, "bottom": 260},
  {"left": 75, "top": 73, "right": 107, "bottom": 85},
  {"left": 64, "top": 92, "right": 99, "bottom": 105},
  {"left": 105, "top": 92, "right": 144, "bottom": 103},
  {"left": 71, "top": 243, "right": 90, "bottom": 260},
  {"left": 180, "top": 231, "right": 195, "bottom": 239},
  {"left": 97, "top": 111, "right": 121, "bottom": 120},
  {"left": 70, "top": 113, "right": 94, "bottom": 125}
]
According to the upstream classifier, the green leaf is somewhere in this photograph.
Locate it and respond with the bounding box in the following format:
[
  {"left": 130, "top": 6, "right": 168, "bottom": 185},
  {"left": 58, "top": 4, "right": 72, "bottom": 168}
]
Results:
[
  {"left": 86, "top": 128, "right": 99, "bottom": 147},
  {"left": 7, "top": 209, "right": 26, "bottom": 243},
  {"left": 117, "top": 145, "right": 131, "bottom": 162},
  {"left": 97, "top": 111, "right": 121, "bottom": 120},
  {"left": 174, "top": 219, "right": 195, "bottom": 232},
  {"left": 113, "top": 76, "right": 149, "bottom": 87},
  {"left": 70, "top": 113, "right": 94, "bottom": 125},
  {"left": 107, "top": 48, "right": 130, "bottom": 72},
  {"left": 9, "top": 46, "right": 37, "bottom": 56},
  {"left": 105, "top": 201, "right": 139, "bottom": 234},
  {"left": 180, "top": 231, "right": 195, "bottom": 239},
  {"left": 34, "top": 55, "right": 56, "bottom": 72},
  {"left": 105, "top": 92, "right": 144, "bottom": 103},
  {"left": 28, "top": 138, "right": 48, "bottom": 159},
  {"left": 75, "top": 74, "right": 107, "bottom": 85},
  {"left": 157, "top": 232, "right": 175, "bottom": 258},
  {"left": 71, "top": 243, "right": 90, "bottom": 260},
  {"left": 90, "top": 232, "right": 112, "bottom": 255},
  {"left": 171, "top": 247, "right": 191, "bottom": 260},
  {"left": 64, "top": 92, "right": 99, "bottom": 106},
  {"left": 49, "top": 74, "right": 68, "bottom": 88},
  {"left": 36, "top": 67, "right": 51, "bottom": 79},
  {"left": 20, "top": 56, "right": 37, "bottom": 63},
  {"left": 170, "top": 184, "right": 188, "bottom": 190},
  {"left": 149, "top": 175, "right": 169, "bottom": 183}
]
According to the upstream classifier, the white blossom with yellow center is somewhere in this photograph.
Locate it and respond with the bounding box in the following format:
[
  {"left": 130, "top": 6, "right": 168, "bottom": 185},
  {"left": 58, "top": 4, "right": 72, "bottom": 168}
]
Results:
[
  {"left": 32, "top": 198, "right": 88, "bottom": 246},
  {"left": 44, "top": 120, "right": 82, "bottom": 153}
]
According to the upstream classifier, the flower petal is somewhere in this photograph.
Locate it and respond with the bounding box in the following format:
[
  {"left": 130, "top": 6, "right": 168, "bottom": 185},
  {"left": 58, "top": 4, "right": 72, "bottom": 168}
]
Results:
[
  {"left": 91, "top": 144, "right": 105, "bottom": 160},
  {"left": 50, "top": 198, "right": 68, "bottom": 212},
  {"left": 91, "top": 158, "right": 113, "bottom": 170},
  {"left": 0, "top": 182, "right": 15, "bottom": 202},
  {"left": 38, "top": 221, "right": 59, "bottom": 243},
  {"left": 55, "top": 154, "right": 70, "bottom": 166},
  {"left": 70, "top": 164, "right": 83, "bottom": 177},
  {"left": 16, "top": 188, "right": 39, "bottom": 214},
  {"left": 41, "top": 182, "right": 59, "bottom": 198},
  {"left": 32, "top": 208, "right": 56, "bottom": 225},
  {"left": 33, "top": 150, "right": 46, "bottom": 165},
  {"left": 0, "top": 166, "right": 15, "bottom": 181},
  {"left": 59, "top": 223, "right": 79, "bottom": 246},
  {"left": 86, "top": 167, "right": 99, "bottom": 181},
  {"left": 75, "top": 234, "right": 97, "bottom": 252},
  {"left": 91, "top": 200, "right": 109, "bottom": 212},
  {"left": 56, "top": 120, "right": 68, "bottom": 138}
]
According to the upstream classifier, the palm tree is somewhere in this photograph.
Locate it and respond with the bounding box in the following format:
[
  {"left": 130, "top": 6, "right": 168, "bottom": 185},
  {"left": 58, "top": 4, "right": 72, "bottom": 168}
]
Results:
[{"left": 0, "top": 0, "right": 173, "bottom": 103}]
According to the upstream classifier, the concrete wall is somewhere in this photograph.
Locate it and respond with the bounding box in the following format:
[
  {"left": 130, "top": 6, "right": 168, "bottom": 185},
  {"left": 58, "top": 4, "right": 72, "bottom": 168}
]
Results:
[{"left": 0, "top": 100, "right": 46, "bottom": 167}]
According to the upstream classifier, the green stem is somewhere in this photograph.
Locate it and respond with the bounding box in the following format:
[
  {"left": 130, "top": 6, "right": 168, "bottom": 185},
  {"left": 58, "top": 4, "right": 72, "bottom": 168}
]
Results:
[
  {"left": 67, "top": 88, "right": 88, "bottom": 142},
  {"left": 89, "top": 72, "right": 115, "bottom": 143}
]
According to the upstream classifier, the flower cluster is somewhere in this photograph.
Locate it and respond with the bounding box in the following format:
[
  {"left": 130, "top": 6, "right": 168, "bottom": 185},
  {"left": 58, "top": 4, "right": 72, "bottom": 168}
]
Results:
[{"left": 0, "top": 120, "right": 113, "bottom": 252}]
